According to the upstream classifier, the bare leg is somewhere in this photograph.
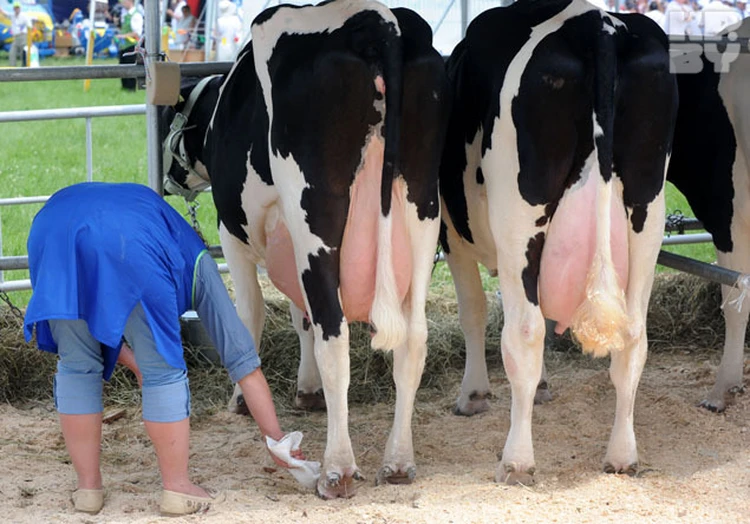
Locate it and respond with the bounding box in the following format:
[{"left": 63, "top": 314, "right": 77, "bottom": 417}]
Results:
[
  {"left": 59, "top": 413, "right": 103, "bottom": 490},
  {"left": 144, "top": 418, "right": 208, "bottom": 497}
]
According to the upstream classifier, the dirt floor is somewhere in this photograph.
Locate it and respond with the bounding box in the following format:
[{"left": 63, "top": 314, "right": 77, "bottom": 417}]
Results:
[{"left": 0, "top": 348, "right": 748, "bottom": 524}]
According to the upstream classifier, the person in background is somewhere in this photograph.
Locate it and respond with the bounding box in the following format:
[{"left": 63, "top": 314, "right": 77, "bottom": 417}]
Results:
[
  {"left": 700, "top": 0, "right": 743, "bottom": 35},
  {"left": 215, "top": 0, "right": 242, "bottom": 61},
  {"left": 663, "top": 0, "right": 697, "bottom": 35},
  {"left": 114, "top": 0, "right": 143, "bottom": 90},
  {"left": 175, "top": 4, "right": 196, "bottom": 50},
  {"left": 23, "top": 182, "right": 306, "bottom": 517},
  {"left": 737, "top": 0, "right": 749, "bottom": 17},
  {"left": 646, "top": 1, "right": 667, "bottom": 25},
  {"left": 0, "top": 1, "right": 30, "bottom": 67}
]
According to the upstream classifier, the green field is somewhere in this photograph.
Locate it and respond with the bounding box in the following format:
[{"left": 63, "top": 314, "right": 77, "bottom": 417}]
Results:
[{"left": 0, "top": 57, "right": 716, "bottom": 307}]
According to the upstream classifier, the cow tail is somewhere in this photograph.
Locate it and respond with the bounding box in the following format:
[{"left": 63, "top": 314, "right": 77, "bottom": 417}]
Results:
[
  {"left": 569, "top": 25, "right": 628, "bottom": 358},
  {"left": 370, "top": 18, "right": 407, "bottom": 352}
]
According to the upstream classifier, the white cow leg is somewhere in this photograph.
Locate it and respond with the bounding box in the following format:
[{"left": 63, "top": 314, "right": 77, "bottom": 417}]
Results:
[
  {"left": 703, "top": 246, "right": 750, "bottom": 412},
  {"left": 376, "top": 302, "right": 425, "bottom": 485},
  {"left": 219, "top": 224, "right": 267, "bottom": 415},
  {"left": 496, "top": 283, "right": 546, "bottom": 485},
  {"left": 314, "top": 323, "right": 360, "bottom": 499},
  {"left": 445, "top": 247, "right": 491, "bottom": 416},
  {"left": 377, "top": 212, "right": 438, "bottom": 485},
  {"left": 605, "top": 331, "right": 646, "bottom": 474},
  {"left": 604, "top": 194, "right": 663, "bottom": 473},
  {"left": 290, "top": 302, "right": 325, "bottom": 410}
]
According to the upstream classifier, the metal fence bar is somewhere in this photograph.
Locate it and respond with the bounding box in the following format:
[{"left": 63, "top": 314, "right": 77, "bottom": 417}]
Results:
[
  {"left": 0, "top": 227, "right": 718, "bottom": 275},
  {"left": 661, "top": 232, "right": 713, "bottom": 245},
  {"left": 0, "top": 62, "right": 234, "bottom": 83},
  {"left": 0, "top": 104, "right": 146, "bottom": 123},
  {"left": 0, "top": 196, "right": 50, "bottom": 206},
  {"left": 0, "top": 259, "right": 231, "bottom": 293},
  {"left": 657, "top": 250, "right": 743, "bottom": 288},
  {"left": 0, "top": 256, "right": 28, "bottom": 271}
]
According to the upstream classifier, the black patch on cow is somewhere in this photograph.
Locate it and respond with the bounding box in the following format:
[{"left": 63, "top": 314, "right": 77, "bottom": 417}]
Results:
[
  {"left": 204, "top": 46, "right": 272, "bottom": 245},
  {"left": 302, "top": 316, "right": 311, "bottom": 331},
  {"left": 439, "top": 8, "right": 533, "bottom": 244},
  {"left": 535, "top": 203, "right": 557, "bottom": 227},
  {"left": 608, "top": 13, "right": 678, "bottom": 233},
  {"left": 439, "top": 220, "right": 450, "bottom": 254},
  {"left": 666, "top": 54, "right": 734, "bottom": 253},
  {"left": 629, "top": 205, "right": 648, "bottom": 233},
  {"left": 522, "top": 232, "right": 545, "bottom": 305},
  {"left": 301, "top": 248, "right": 344, "bottom": 340},
  {"left": 266, "top": 17, "right": 386, "bottom": 248},
  {"left": 392, "top": 7, "right": 450, "bottom": 221},
  {"left": 476, "top": 167, "right": 484, "bottom": 185},
  {"left": 512, "top": 13, "right": 601, "bottom": 207}
]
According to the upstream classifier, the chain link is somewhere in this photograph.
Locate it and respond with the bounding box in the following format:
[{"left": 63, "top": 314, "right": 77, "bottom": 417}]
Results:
[
  {"left": 186, "top": 198, "right": 208, "bottom": 246},
  {"left": 665, "top": 210, "right": 687, "bottom": 237},
  {"left": 0, "top": 289, "right": 24, "bottom": 322}
]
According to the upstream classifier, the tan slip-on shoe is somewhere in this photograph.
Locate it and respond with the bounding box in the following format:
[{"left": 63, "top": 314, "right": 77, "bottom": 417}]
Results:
[
  {"left": 72, "top": 488, "right": 104, "bottom": 514},
  {"left": 160, "top": 487, "right": 226, "bottom": 516}
]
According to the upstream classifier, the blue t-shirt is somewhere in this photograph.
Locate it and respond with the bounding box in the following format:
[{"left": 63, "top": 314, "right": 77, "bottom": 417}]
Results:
[{"left": 23, "top": 182, "right": 207, "bottom": 380}]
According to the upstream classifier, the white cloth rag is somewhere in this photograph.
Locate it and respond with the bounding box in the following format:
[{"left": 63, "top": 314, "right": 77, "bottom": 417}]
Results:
[{"left": 265, "top": 431, "right": 321, "bottom": 490}]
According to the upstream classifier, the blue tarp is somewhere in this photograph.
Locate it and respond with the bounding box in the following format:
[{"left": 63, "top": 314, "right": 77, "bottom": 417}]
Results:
[{"left": 45, "top": 0, "right": 119, "bottom": 24}]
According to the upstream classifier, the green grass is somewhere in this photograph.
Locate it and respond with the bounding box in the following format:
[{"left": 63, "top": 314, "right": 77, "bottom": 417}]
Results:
[{"left": 0, "top": 56, "right": 716, "bottom": 308}]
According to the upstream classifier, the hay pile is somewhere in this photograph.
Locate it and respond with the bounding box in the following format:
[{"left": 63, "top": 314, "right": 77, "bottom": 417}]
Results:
[{"left": 0, "top": 272, "right": 738, "bottom": 412}]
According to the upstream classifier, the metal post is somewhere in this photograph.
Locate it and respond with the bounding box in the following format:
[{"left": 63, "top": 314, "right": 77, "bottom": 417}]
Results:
[
  {"left": 145, "top": 0, "right": 163, "bottom": 195},
  {"left": 460, "top": 0, "right": 469, "bottom": 40},
  {"left": 205, "top": 0, "right": 217, "bottom": 62},
  {"left": 86, "top": 117, "right": 93, "bottom": 181},
  {"left": 433, "top": 0, "right": 458, "bottom": 35}
]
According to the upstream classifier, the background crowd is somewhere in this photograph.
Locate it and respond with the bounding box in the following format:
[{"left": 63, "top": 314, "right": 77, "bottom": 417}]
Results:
[{"left": 589, "top": 0, "right": 748, "bottom": 36}]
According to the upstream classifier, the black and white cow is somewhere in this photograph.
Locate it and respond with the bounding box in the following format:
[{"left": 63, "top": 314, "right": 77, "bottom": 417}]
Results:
[
  {"left": 162, "top": 1, "right": 450, "bottom": 498},
  {"left": 667, "top": 19, "right": 750, "bottom": 413},
  {"left": 439, "top": 0, "right": 678, "bottom": 483}
]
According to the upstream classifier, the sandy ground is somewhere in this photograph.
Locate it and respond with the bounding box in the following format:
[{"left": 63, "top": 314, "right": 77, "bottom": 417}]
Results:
[{"left": 0, "top": 349, "right": 748, "bottom": 524}]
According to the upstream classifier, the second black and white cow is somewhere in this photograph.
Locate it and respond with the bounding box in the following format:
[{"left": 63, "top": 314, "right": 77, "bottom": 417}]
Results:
[
  {"left": 162, "top": 1, "right": 449, "bottom": 498},
  {"left": 439, "top": 0, "right": 678, "bottom": 483},
  {"left": 667, "top": 19, "right": 750, "bottom": 413}
]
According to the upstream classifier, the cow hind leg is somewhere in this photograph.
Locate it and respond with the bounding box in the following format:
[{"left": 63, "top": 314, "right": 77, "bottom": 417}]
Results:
[
  {"left": 491, "top": 217, "right": 547, "bottom": 485},
  {"left": 604, "top": 193, "right": 664, "bottom": 474},
  {"left": 377, "top": 203, "right": 439, "bottom": 485},
  {"left": 279, "top": 202, "right": 359, "bottom": 498},
  {"left": 604, "top": 41, "right": 676, "bottom": 472},
  {"left": 290, "top": 303, "right": 325, "bottom": 410},
  {"left": 704, "top": 242, "right": 750, "bottom": 412},
  {"left": 445, "top": 244, "right": 492, "bottom": 416},
  {"left": 218, "top": 224, "right": 267, "bottom": 416}
]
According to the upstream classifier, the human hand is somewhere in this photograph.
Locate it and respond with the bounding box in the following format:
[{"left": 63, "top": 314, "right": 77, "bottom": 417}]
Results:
[{"left": 266, "top": 437, "right": 307, "bottom": 468}]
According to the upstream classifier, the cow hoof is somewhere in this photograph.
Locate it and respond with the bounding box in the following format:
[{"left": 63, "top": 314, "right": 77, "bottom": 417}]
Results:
[
  {"left": 229, "top": 394, "right": 250, "bottom": 416},
  {"left": 534, "top": 381, "right": 553, "bottom": 405},
  {"left": 316, "top": 472, "right": 360, "bottom": 500},
  {"left": 376, "top": 465, "right": 417, "bottom": 486},
  {"left": 453, "top": 391, "right": 491, "bottom": 416},
  {"left": 295, "top": 389, "right": 327, "bottom": 411},
  {"left": 495, "top": 462, "right": 535, "bottom": 486},
  {"left": 603, "top": 462, "right": 638, "bottom": 476},
  {"left": 698, "top": 398, "right": 726, "bottom": 413}
]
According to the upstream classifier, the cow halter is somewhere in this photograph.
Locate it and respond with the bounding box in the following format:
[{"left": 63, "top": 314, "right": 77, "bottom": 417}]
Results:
[{"left": 162, "top": 74, "right": 220, "bottom": 202}]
